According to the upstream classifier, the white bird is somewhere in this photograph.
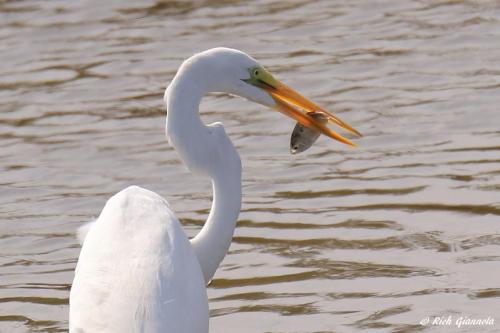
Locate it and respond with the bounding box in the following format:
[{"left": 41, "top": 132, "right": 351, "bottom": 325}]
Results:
[{"left": 69, "top": 47, "right": 360, "bottom": 333}]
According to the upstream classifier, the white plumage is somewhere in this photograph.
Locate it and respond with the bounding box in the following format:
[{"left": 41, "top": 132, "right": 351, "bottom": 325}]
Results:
[
  {"left": 71, "top": 186, "right": 208, "bottom": 332},
  {"left": 69, "top": 47, "right": 359, "bottom": 333}
]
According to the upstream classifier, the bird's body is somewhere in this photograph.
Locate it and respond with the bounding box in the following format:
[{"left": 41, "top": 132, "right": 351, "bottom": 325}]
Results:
[
  {"left": 69, "top": 48, "right": 360, "bottom": 333},
  {"left": 70, "top": 186, "right": 208, "bottom": 332}
]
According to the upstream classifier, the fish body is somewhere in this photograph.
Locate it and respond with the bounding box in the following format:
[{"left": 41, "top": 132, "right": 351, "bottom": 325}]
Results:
[{"left": 290, "top": 111, "right": 328, "bottom": 154}]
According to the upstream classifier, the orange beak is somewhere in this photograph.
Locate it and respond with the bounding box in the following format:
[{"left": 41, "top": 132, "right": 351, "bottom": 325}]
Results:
[{"left": 264, "top": 80, "right": 362, "bottom": 147}]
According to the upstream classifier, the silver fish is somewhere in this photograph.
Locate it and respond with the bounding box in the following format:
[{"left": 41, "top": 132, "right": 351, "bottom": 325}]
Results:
[{"left": 290, "top": 111, "right": 328, "bottom": 154}]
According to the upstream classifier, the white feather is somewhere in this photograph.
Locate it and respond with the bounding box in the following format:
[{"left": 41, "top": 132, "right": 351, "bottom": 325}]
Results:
[{"left": 76, "top": 220, "right": 95, "bottom": 245}]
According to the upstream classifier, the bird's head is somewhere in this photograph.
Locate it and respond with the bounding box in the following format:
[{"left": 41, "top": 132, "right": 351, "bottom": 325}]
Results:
[
  {"left": 165, "top": 48, "right": 362, "bottom": 179},
  {"left": 191, "top": 47, "right": 362, "bottom": 146}
]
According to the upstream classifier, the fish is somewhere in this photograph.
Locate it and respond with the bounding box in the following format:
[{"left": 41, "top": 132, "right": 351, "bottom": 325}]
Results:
[{"left": 290, "top": 111, "right": 328, "bottom": 154}]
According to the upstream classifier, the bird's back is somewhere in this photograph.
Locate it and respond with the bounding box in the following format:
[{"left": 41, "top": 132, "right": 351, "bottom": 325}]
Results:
[{"left": 69, "top": 186, "right": 208, "bottom": 333}]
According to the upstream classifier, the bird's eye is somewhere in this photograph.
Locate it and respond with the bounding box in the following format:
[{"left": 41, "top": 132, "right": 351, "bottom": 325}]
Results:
[{"left": 253, "top": 69, "right": 259, "bottom": 76}]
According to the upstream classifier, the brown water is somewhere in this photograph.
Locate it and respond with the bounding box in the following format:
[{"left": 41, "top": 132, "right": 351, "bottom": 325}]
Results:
[{"left": 1, "top": 0, "right": 500, "bottom": 332}]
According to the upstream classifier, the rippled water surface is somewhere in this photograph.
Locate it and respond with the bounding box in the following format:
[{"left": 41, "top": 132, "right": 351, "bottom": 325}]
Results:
[{"left": 1, "top": 0, "right": 500, "bottom": 332}]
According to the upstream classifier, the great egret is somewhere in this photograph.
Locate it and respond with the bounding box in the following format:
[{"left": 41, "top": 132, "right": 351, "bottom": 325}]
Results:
[{"left": 69, "top": 47, "right": 360, "bottom": 333}]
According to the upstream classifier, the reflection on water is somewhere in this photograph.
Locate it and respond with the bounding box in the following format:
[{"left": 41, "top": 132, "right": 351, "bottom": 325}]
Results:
[{"left": 1, "top": 0, "right": 500, "bottom": 332}]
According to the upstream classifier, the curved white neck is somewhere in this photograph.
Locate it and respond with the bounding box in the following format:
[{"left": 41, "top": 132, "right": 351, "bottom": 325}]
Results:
[
  {"left": 191, "top": 168, "right": 241, "bottom": 283},
  {"left": 165, "top": 69, "right": 242, "bottom": 284}
]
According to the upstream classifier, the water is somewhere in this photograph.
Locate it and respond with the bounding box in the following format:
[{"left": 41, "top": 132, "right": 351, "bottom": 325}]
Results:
[{"left": 1, "top": 0, "right": 500, "bottom": 332}]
